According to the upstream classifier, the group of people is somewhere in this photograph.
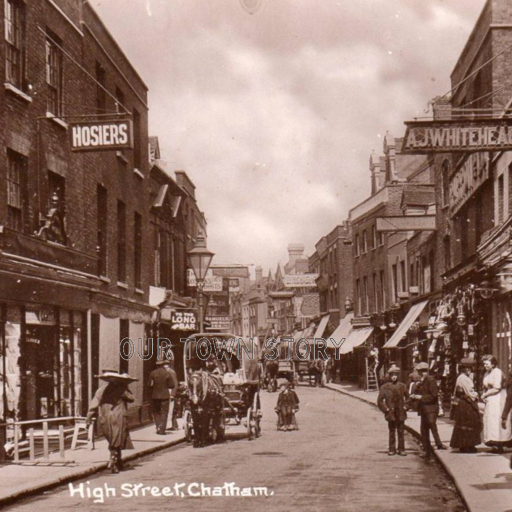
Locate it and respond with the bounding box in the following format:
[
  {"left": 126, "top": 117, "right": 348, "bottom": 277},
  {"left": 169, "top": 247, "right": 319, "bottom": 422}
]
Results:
[
  {"left": 377, "top": 356, "right": 512, "bottom": 468},
  {"left": 86, "top": 360, "right": 180, "bottom": 474},
  {"left": 308, "top": 355, "right": 337, "bottom": 387}
]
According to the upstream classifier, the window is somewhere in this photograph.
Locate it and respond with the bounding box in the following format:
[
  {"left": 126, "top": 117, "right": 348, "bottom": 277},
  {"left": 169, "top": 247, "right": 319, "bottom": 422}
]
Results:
[
  {"left": 46, "top": 31, "right": 63, "bottom": 117},
  {"left": 97, "top": 185, "right": 108, "bottom": 276},
  {"left": 392, "top": 264, "right": 398, "bottom": 302},
  {"left": 95, "top": 61, "right": 106, "bottom": 113},
  {"left": 373, "top": 273, "right": 378, "bottom": 312},
  {"left": 115, "top": 86, "right": 125, "bottom": 114},
  {"left": 48, "top": 171, "right": 66, "bottom": 216},
  {"left": 363, "top": 276, "right": 369, "bottom": 314},
  {"left": 498, "top": 173, "right": 505, "bottom": 225},
  {"left": 6, "top": 149, "right": 26, "bottom": 231},
  {"left": 372, "top": 225, "right": 377, "bottom": 249},
  {"left": 442, "top": 159, "right": 450, "bottom": 207},
  {"left": 134, "top": 212, "right": 142, "bottom": 289},
  {"left": 400, "top": 260, "right": 406, "bottom": 292},
  {"left": 5, "top": 0, "right": 25, "bottom": 89},
  {"left": 133, "top": 108, "right": 142, "bottom": 170},
  {"left": 356, "top": 279, "right": 361, "bottom": 315},
  {"left": 117, "top": 201, "right": 126, "bottom": 282},
  {"left": 380, "top": 270, "right": 386, "bottom": 310},
  {"left": 379, "top": 231, "right": 384, "bottom": 246},
  {"left": 410, "top": 262, "right": 415, "bottom": 288},
  {"left": 355, "top": 234, "right": 360, "bottom": 256},
  {"left": 363, "top": 230, "right": 368, "bottom": 253}
]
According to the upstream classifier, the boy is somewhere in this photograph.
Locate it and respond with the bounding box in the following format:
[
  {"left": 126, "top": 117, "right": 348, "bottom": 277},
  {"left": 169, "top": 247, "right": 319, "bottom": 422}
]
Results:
[{"left": 275, "top": 382, "right": 300, "bottom": 431}]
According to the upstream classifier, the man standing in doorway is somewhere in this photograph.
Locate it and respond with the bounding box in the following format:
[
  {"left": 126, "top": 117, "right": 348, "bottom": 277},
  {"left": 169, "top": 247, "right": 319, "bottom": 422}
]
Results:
[
  {"left": 150, "top": 360, "right": 177, "bottom": 435},
  {"left": 411, "top": 362, "right": 447, "bottom": 459},
  {"left": 377, "top": 365, "right": 409, "bottom": 456}
]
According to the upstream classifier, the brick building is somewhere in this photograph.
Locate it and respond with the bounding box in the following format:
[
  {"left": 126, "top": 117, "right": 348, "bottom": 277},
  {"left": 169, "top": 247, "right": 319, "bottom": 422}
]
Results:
[{"left": 0, "top": 0, "right": 154, "bottom": 423}]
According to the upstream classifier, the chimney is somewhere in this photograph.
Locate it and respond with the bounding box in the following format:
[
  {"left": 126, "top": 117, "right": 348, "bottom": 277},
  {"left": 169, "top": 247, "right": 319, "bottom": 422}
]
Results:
[
  {"left": 432, "top": 96, "right": 452, "bottom": 121},
  {"left": 370, "top": 151, "right": 382, "bottom": 195},
  {"left": 255, "top": 266, "right": 263, "bottom": 283},
  {"left": 287, "top": 243, "right": 305, "bottom": 262}
]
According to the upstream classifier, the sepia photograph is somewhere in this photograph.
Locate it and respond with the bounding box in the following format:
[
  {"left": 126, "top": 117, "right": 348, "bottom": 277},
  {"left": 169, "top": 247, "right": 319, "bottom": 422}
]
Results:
[{"left": 0, "top": 0, "right": 511, "bottom": 510}]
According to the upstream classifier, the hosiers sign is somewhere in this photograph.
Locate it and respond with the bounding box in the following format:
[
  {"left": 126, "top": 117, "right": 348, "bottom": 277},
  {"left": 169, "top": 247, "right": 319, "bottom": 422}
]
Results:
[
  {"left": 70, "top": 120, "right": 133, "bottom": 152},
  {"left": 402, "top": 118, "right": 512, "bottom": 154}
]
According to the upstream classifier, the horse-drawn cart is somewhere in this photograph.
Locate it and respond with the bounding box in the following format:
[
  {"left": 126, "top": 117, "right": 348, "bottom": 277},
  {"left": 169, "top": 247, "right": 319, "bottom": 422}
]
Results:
[{"left": 182, "top": 333, "right": 262, "bottom": 446}]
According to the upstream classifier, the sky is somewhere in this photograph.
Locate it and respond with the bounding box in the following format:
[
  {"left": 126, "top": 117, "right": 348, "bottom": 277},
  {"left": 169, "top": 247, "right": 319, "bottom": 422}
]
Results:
[{"left": 92, "top": 0, "right": 485, "bottom": 275}]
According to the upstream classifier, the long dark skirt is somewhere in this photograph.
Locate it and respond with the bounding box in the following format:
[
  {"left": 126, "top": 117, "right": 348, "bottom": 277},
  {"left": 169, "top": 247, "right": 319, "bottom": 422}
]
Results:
[{"left": 450, "top": 397, "right": 482, "bottom": 449}]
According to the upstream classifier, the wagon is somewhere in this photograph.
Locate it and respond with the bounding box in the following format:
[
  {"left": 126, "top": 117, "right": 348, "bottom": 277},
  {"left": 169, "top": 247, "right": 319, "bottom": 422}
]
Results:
[{"left": 182, "top": 333, "right": 262, "bottom": 444}]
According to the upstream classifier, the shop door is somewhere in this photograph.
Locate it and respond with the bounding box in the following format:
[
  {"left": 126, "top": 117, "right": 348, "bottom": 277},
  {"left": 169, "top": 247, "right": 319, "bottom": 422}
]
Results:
[{"left": 25, "top": 326, "right": 57, "bottom": 420}]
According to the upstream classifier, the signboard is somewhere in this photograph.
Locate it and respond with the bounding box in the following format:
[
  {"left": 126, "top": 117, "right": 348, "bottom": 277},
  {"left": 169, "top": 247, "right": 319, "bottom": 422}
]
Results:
[
  {"left": 449, "top": 152, "right": 489, "bottom": 216},
  {"left": 228, "top": 278, "right": 240, "bottom": 293},
  {"left": 161, "top": 309, "right": 198, "bottom": 331},
  {"left": 211, "top": 266, "right": 249, "bottom": 278},
  {"left": 187, "top": 269, "right": 223, "bottom": 292},
  {"left": 207, "top": 278, "right": 230, "bottom": 316},
  {"left": 376, "top": 216, "right": 436, "bottom": 232},
  {"left": 402, "top": 119, "right": 512, "bottom": 154},
  {"left": 70, "top": 120, "right": 133, "bottom": 152},
  {"left": 283, "top": 274, "right": 318, "bottom": 288},
  {"left": 205, "top": 316, "right": 231, "bottom": 331},
  {"left": 299, "top": 294, "right": 320, "bottom": 318}
]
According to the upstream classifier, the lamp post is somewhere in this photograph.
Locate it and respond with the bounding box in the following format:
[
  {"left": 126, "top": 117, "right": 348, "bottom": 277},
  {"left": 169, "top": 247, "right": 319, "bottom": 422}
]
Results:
[{"left": 187, "top": 235, "right": 214, "bottom": 333}]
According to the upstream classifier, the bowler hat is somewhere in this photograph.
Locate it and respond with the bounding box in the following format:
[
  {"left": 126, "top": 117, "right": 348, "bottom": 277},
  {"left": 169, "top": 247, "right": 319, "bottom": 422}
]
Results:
[
  {"left": 415, "top": 362, "right": 429, "bottom": 372},
  {"left": 387, "top": 365, "right": 400, "bottom": 374}
]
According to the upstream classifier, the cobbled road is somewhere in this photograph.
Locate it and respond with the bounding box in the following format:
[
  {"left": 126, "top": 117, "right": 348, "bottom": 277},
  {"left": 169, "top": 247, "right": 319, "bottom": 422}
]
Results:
[{"left": 9, "top": 386, "right": 466, "bottom": 512}]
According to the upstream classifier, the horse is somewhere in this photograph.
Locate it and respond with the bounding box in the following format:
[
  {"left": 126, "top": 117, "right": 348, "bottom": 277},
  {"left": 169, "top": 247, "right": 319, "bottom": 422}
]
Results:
[{"left": 186, "top": 370, "right": 224, "bottom": 447}]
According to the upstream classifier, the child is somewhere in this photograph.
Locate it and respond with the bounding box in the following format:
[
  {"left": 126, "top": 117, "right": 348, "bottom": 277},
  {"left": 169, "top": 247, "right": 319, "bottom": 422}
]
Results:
[{"left": 275, "top": 382, "right": 299, "bottom": 431}]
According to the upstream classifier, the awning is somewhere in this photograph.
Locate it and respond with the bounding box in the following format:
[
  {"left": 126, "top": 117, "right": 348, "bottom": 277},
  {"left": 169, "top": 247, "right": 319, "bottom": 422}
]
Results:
[
  {"left": 339, "top": 327, "right": 373, "bottom": 355},
  {"left": 313, "top": 314, "right": 330, "bottom": 339},
  {"left": 383, "top": 300, "right": 429, "bottom": 349},
  {"left": 326, "top": 313, "right": 354, "bottom": 349}
]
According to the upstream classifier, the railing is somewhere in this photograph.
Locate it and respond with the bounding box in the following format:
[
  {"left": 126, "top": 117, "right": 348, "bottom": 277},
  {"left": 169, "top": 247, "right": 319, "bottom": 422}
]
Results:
[{"left": 8, "top": 416, "right": 89, "bottom": 463}]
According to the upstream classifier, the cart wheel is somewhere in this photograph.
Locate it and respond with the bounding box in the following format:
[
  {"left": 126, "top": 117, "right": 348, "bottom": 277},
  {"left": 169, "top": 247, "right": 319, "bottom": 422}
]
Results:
[
  {"left": 217, "top": 412, "right": 226, "bottom": 442},
  {"left": 253, "top": 393, "right": 262, "bottom": 438},
  {"left": 247, "top": 407, "right": 256, "bottom": 440},
  {"left": 184, "top": 410, "right": 193, "bottom": 442}
]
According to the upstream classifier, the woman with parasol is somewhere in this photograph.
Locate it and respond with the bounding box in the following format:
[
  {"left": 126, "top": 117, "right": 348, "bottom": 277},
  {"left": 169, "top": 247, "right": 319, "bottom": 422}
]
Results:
[{"left": 86, "top": 369, "right": 138, "bottom": 473}]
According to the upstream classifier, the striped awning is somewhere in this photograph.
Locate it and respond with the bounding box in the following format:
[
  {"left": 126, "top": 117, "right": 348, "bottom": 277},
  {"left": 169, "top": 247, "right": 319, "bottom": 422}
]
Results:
[
  {"left": 383, "top": 300, "right": 429, "bottom": 349},
  {"left": 313, "top": 314, "right": 330, "bottom": 339},
  {"left": 327, "top": 313, "right": 354, "bottom": 349}
]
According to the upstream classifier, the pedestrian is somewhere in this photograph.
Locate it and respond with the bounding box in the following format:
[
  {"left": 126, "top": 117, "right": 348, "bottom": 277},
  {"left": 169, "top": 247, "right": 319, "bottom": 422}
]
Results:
[
  {"left": 86, "top": 370, "right": 137, "bottom": 474},
  {"left": 275, "top": 381, "right": 299, "bottom": 431},
  {"left": 481, "top": 355, "right": 512, "bottom": 453},
  {"left": 501, "top": 368, "right": 512, "bottom": 469},
  {"left": 149, "top": 360, "right": 178, "bottom": 435},
  {"left": 449, "top": 358, "right": 481, "bottom": 453},
  {"left": 326, "top": 354, "right": 336, "bottom": 383},
  {"left": 407, "top": 366, "right": 422, "bottom": 413},
  {"left": 411, "top": 362, "right": 447, "bottom": 459},
  {"left": 377, "top": 365, "right": 409, "bottom": 456}
]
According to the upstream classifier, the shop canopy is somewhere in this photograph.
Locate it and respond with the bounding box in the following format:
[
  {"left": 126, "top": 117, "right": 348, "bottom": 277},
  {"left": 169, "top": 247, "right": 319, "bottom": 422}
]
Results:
[
  {"left": 313, "top": 314, "right": 330, "bottom": 339},
  {"left": 339, "top": 327, "right": 373, "bottom": 355},
  {"left": 326, "top": 313, "right": 354, "bottom": 349},
  {"left": 383, "top": 300, "right": 429, "bottom": 349}
]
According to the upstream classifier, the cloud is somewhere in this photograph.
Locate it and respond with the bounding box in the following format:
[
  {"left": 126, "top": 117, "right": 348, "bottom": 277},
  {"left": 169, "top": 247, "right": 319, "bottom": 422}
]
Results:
[{"left": 91, "top": 0, "right": 485, "bottom": 272}]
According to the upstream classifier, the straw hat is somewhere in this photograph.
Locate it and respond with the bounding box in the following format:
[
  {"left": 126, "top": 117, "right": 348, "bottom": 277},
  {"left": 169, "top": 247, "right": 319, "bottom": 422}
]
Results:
[
  {"left": 459, "top": 358, "right": 476, "bottom": 368},
  {"left": 415, "top": 362, "right": 429, "bottom": 372},
  {"left": 387, "top": 365, "right": 401, "bottom": 374},
  {"left": 96, "top": 370, "right": 138, "bottom": 383}
]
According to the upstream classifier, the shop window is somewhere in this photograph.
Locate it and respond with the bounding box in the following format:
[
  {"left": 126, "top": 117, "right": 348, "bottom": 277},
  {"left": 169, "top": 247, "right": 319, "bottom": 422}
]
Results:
[
  {"left": 59, "top": 310, "right": 73, "bottom": 417},
  {"left": 3, "top": 306, "right": 22, "bottom": 421},
  {"left": 6, "top": 149, "right": 27, "bottom": 231},
  {"left": 45, "top": 30, "right": 63, "bottom": 118},
  {"left": 4, "top": 0, "right": 26, "bottom": 90},
  {"left": 97, "top": 185, "right": 108, "bottom": 276},
  {"left": 117, "top": 200, "right": 126, "bottom": 282}
]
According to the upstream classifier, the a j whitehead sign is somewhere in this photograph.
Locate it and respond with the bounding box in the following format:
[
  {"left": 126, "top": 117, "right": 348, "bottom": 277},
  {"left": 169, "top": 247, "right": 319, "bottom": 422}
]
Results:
[
  {"left": 402, "top": 119, "right": 512, "bottom": 154},
  {"left": 70, "top": 119, "right": 133, "bottom": 152}
]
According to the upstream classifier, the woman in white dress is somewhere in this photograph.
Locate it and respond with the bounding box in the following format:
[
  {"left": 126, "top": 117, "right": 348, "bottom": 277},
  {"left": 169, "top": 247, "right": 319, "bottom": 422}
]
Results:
[{"left": 481, "top": 355, "right": 512, "bottom": 453}]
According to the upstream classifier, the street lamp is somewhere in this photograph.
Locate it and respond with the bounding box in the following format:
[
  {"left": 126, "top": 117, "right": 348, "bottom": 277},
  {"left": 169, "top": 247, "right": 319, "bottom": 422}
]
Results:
[{"left": 187, "top": 234, "right": 214, "bottom": 333}]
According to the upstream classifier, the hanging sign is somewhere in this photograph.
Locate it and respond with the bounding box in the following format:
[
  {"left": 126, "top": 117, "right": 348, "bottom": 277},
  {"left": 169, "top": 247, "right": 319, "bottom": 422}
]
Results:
[
  {"left": 402, "top": 119, "right": 512, "bottom": 154},
  {"left": 70, "top": 120, "right": 133, "bottom": 152},
  {"left": 162, "top": 309, "right": 198, "bottom": 331}
]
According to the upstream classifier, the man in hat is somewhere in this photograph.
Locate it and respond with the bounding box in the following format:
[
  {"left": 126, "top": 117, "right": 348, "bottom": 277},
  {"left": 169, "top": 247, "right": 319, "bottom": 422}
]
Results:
[
  {"left": 275, "top": 381, "right": 300, "bottom": 431},
  {"left": 411, "top": 362, "right": 447, "bottom": 459},
  {"left": 377, "top": 365, "right": 409, "bottom": 456},
  {"left": 149, "top": 360, "right": 178, "bottom": 435}
]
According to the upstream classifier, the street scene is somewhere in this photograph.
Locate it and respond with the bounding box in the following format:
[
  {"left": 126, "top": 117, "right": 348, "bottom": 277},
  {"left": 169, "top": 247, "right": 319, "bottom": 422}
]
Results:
[{"left": 0, "top": 0, "right": 512, "bottom": 511}]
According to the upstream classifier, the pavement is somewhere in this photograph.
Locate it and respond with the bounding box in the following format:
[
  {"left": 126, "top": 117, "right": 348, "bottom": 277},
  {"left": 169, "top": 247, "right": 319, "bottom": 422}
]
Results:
[
  {"left": 325, "top": 382, "right": 512, "bottom": 512},
  {"left": 0, "top": 420, "right": 187, "bottom": 508}
]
